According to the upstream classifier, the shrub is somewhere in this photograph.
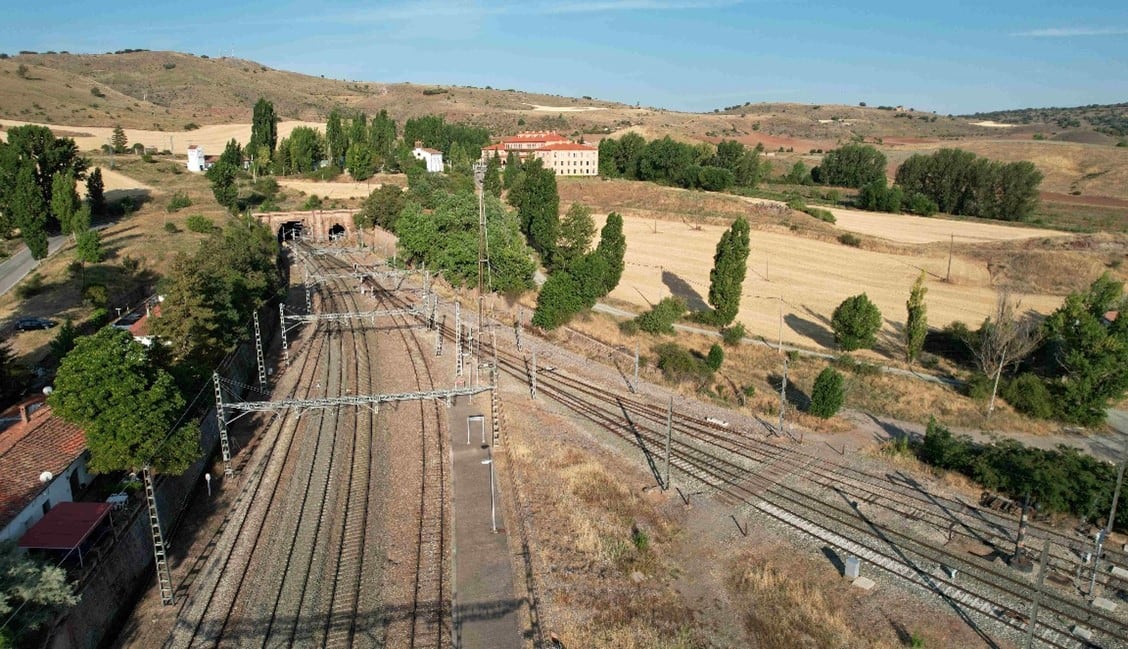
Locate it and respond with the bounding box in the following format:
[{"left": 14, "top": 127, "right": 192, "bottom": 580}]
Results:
[
  {"left": 166, "top": 191, "right": 192, "bottom": 212},
  {"left": 905, "top": 192, "right": 938, "bottom": 216},
  {"left": 162, "top": 62, "right": 176, "bottom": 70},
  {"left": 301, "top": 194, "right": 324, "bottom": 210},
  {"left": 83, "top": 283, "right": 108, "bottom": 308},
  {"left": 653, "top": 343, "right": 712, "bottom": 383},
  {"left": 634, "top": 296, "right": 686, "bottom": 335},
  {"left": 838, "top": 233, "right": 861, "bottom": 247},
  {"left": 706, "top": 344, "right": 724, "bottom": 371},
  {"left": 964, "top": 372, "right": 994, "bottom": 400},
  {"left": 619, "top": 320, "right": 640, "bottom": 335},
  {"left": 185, "top": 214, "right": 215, "bottom": 233},
  {"left": 833, "top": 354, "right": 881, "bottom": 376},
  {"left": 306, "top": 165, "right": 341, "bottom": 181},
  {"left": 808, "top": 367, "right": 845, "bottom": 418},
  {"left": 422, "top": 87, "right": 448, "bottom": 95},
  {"left": 163, "top": 222, "right": 179, "bottom": 233},
  {"left": 183, "top": 122, "right": 200, "bottom": 131},
  {"left": 121, "top": 255, "right": 141, "bottom": 274},
  {"left": 830, "top": 293, "right": 882, "bottom": 351},
  {"left": 1001, "top": 373, "right": 1054, "bottom": 419},
  {"left": 802, "top": 206, "right": 835, "bottom": 223},
  {"left": 90, "top": 86, "right": 105, "bottom": 97},
  {"left": 721, "top": 322, "right": 746, "bottom": 346}
]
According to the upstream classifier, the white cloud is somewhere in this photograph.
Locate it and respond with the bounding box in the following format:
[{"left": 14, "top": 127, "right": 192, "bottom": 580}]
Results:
[{"left": 1013, "top": 27, "right": 1128, "bottom": 37}]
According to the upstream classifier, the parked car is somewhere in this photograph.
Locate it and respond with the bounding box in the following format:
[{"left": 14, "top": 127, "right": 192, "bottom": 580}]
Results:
[{"left": 14, "top": 317, "right": 57, "bottom": 331}]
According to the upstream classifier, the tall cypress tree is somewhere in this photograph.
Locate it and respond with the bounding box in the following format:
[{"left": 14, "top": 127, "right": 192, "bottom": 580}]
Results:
[
  {"left": 594, "top": 211, "right": 626, "bottom": 294},
  {"left": 905, "top": 271, "right": 928, "bottom": 364},
  {"left": 483, "top": 152, "right": 502, "bottom": 198},
  {"left": 85, "top": 168, "right": 105, "bottom": 216},
  {"left": 511, "top": 158, "right": 559, "bottom": 260},
  {"left": 326, "top": 109, "right": 348, "bottom": 167},
  {"left": 706, "top": 217, "right": 750, "bottom": 326},
  {"left": 13, "top": 163, "right": 48, "bottom": 259},
  {"left": 50, "top": 170, "right": 78, "bottom": 238},
  {"left": 249, "top": 98, "right": 278, "bottom": 154},
  {"left": 502, "top": 151, "right": 520, "bottom": 189}
]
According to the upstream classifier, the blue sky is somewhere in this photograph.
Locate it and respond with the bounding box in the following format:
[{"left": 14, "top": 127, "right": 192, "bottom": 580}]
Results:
[{"left": 3, "top": 0, "right": 1125, "bottom": 114}]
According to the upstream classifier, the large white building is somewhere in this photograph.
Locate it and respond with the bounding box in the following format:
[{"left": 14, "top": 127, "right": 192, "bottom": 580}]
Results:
[
  {"left": 411, "top": 141, "right": 444, "bottom": 173},
  {"left": 480, "top": 131, "right": 598, "bottom": 176}
]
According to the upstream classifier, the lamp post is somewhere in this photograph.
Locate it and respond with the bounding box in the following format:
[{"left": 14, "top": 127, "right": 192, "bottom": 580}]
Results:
[
  {"left": 481, "top": 449, "right": 497, "bottom": 533},
  {"left": 472, "top": 160, "right": 488, "bottom": 386}
]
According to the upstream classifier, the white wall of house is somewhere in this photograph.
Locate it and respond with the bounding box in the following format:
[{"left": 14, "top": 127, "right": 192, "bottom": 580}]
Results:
[
  {"left": 0, "top": 454, "right": 91, "bottom": 544},
  {"left": 411, "top": 148, "right": 444, "bottom": 173},
  {"left": 187, "top": 146, "right": 207, "bottom": 172}
]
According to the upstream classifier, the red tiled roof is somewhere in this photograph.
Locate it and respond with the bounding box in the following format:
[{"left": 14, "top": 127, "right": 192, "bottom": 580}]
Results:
[
  {"left": 481, "top": 143, "right": 506, "bottom": 151},
  {"left": 0, "top": 399, "right": 87, "bottom": 531},
  {"left": 187, "top": 145, "right": 199, "bottom": 150},
  {"left": 537, "top": 142, "right": 597, "bottom": 151},
  {"left": 129, "top": 303, "right": 161, "bottom": 337},
  {"left": 499, "top": 131, "right": 569, "bottom": 145}
]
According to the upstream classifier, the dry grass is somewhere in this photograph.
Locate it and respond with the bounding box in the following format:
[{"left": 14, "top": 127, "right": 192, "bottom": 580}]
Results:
[{"left": 726, "top": 551, "right": 907, "bottom": 649}]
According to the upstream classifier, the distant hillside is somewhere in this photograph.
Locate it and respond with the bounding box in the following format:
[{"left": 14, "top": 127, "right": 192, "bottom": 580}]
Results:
[{"left": 963, "top": 103, "right": 1128, "bottom": 138}]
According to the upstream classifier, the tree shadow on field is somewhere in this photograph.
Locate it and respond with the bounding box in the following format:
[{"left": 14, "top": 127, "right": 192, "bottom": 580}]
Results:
[
  {"left": 661, "top": 270, "right": 707, "bottom": 311},
  {"left": 767, "top": 370, "right": 809, "bottom": 411},
  {"left": 821, "top": 545, "right": 845, "bottom": 575},
  {"left": 784, "top": 313, "right": 835, "bottom": 348}
]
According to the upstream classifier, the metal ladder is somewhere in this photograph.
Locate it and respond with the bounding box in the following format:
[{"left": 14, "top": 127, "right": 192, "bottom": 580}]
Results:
[{"left": 144, "top": 467, "right": 175, "bottom": 605}]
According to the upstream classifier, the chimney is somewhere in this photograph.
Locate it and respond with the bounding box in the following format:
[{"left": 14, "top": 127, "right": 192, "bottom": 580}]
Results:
[
  {"left": 19, "top": 403, "right": 31, "bottom": 424},
  {"left": 414, "top": 140, "right": 422, "bottom": 149}
]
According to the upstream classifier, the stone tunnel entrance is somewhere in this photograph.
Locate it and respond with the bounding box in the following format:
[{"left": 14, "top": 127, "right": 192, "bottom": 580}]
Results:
[
  {"left": 278, "top": 221, "right": 304, "bottom": 242},
  {"left": 328, "top": 223, "right": 346, "bottom": 240}
]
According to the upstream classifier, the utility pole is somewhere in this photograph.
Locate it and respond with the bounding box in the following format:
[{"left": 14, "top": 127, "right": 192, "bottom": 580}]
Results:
[
  {"left": 1089, "top": 438, "right": 1126, "bottom": 596},
  {"left": 473, "top": 161, "right": 488, "bottom": 386},
  {"left": 664, "top": 396, "right": 673, "bottom": 490},
  {"left": 1023, "top": 539, "right": 1051, "bottom": 649},
  {"left": 946, "top": 233, "right": 954, "bottom": 283},
  {"left": 777, "top": 356, "right": 789, "bottom": 435}
]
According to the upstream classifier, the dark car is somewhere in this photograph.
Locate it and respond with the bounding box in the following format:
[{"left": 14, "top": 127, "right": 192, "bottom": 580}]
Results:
[{"left": 14, "top": 317, "right": 57, "bottom": 331}]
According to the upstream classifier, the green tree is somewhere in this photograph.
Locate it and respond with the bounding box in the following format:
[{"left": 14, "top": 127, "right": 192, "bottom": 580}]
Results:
[
  {"left": 554, "top": 202, "right": 596, "bottom": 271},
  {"left": 706, "top": 343, "right": 724, "bottom": 371},
  {"left": 85, "top": 167, "right": 105, "bottom": 216},
  {"left": 396, "top": 190, "right": 534, "bottom": 294},
  {"left": 249, "top": 98, "right": 278, "bottom": 154},
  {"left": 345, "top": 142, "right": 375, "bottom": 181},
  {"left": 326, "top": 108, "right": 348, "bottom": 167},
  {"left": 217, "top": 138, "right": 242, "bottom": 169},
  {"left": 785, "top": 161, "right": 810, "bottom": 185},
  {"left": 808, "top": 367, "right": 845, "bottom": 418},
  {"left": 895, "top": 149, "right": 1041, "bottom": 221},
  {"left": 49, "top": 318, "right": 79, "bottom": 360},
  {"left": 206, "top": 161, "right": 238, "bottom": 212},
  {"left": 593, "top": 211, "right": 626, "bottom": 294},
  {"left": 1043, "top": 274, "right": 1128, "bottom": 425},
  {"left": 0, "top": 541, "right": 79, "bottom": 644},
  {"left": 0, "top": 125, "right": 88, "bottom": 233},
  {"left": 367, "top": 109, "right": 397, "bottom": 163},
  {"left": 508, "top": 158, "right": 559, "bottom": 260},
  {"left": 614, "top": 132, "right": 646, "bottom": 179},
  {"left": 970, "top": 291, "right": 1043, "bottom": 418},
  {"left": 49, "top": 328, "right": 200, "bottom": 474},
  {"left": 532, "top": 271, "right": 585, "bottom": 330},
  {"left": 12, "top": 163, "right": 48, "bottom": 259},
  {"left": 705, "top": 217, "right": 750, "bottom": 326},
  {"left": 111, "top": 125, "right": 127, "bottom": 154},
  {"left": 905, "top": 272, "right": 928, "bottom": 364},
  {"left": 812, "top": 144, "right": 886, "bottom": 188},
  {"left": 502, "top": 151, "right": 520, "bottom": 189},
  {"left": 354, "top": 184, "right": 406, "bottom": 230},
  {"left": 598, "top": 137, "right": 620, "bottom": 177},
  {"left": 286, "top": 126, "right": 324, "bottom": 173},
  {"left": 50, "top": 170, "right": 78, "bottom": 238},
  {"left": 75, "top": 229, "right": 103, "bottom": 265},
  {"left": 831, "top": 293, "right": 882, "bottom": 351},
  {"left": 483, "top": 152, "right": 502, "bottom": 198}
]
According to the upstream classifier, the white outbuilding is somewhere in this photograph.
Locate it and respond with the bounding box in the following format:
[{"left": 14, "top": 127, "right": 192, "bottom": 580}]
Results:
[
  {"left": 187, "top": 145, "right": 208, "bottom": 172},
  {"left": 411, "top": 141, "right": 444, "bottom": 173}
]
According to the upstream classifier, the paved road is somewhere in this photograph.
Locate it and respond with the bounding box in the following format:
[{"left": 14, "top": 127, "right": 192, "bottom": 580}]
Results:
[{"left": 0, "top": 235, "right": 69, "bottom": 297}]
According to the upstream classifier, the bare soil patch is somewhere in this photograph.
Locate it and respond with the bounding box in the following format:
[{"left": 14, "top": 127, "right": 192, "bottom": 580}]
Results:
[
  {"left": 824, "top": 206, "right": 1066, "bottom": 244},
  {"left": 276, "top": 175, "right": 404, "bottom": 200}
]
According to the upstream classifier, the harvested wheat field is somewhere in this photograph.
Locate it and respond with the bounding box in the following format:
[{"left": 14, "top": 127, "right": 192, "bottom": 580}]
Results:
[
  {"left": 599, "top": 212, "right": 1065, "bottom": 352},
  {"left": 0, "top": 118, "right": 324, "bottom": 154},
  {"left": 823, "top": 206, "right": 1065, "bottom": 244},
  {"left": 276, "top": 175, "right": 406, "bottom": 200}
]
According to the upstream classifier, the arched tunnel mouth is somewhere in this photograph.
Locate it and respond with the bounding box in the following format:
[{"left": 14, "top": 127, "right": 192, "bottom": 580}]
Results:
[
  {"left": 278, "top": 221, "right": 303, "bottom": 242},
  {"left": 328, "top": 223, "right": 346, "bottom": 240}
]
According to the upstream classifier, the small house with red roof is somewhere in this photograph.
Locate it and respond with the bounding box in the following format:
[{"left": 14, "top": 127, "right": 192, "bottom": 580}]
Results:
[
  {"left": 187, "top": 145, "right": 208, "bottom": 172},
  {"left": 0, "top": 397, "right": 91, "bottom": 544},
  {"left": 479, "top": 131, "right": 598, "bottom": 175}
]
